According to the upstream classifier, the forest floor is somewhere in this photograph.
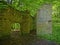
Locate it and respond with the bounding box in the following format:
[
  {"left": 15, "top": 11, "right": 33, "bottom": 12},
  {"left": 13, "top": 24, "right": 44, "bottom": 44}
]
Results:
[{"left": 0, "top": 32, "right": 59, "bottom": 45}]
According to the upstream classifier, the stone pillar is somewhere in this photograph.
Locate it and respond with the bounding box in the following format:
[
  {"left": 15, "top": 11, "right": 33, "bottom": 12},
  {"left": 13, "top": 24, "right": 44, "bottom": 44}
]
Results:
[{"left": 37, "top": 4, "right": 52, "bottom": 36}]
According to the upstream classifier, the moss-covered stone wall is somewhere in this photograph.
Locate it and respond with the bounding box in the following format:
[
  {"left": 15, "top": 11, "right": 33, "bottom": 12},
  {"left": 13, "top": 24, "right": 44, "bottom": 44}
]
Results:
[{"left": 0, "top": 5, "right": 33, "bottom": 37}]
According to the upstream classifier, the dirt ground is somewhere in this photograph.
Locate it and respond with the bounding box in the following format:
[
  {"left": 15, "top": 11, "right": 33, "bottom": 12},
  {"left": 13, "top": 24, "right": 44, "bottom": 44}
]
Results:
[{"left": 0, "top": 34, "right": 59, "bottom": 45}]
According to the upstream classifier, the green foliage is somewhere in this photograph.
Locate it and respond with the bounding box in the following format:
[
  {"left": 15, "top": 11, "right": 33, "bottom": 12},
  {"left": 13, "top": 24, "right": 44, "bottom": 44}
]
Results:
[
  {"left": 0, "top": 1, "right": 7, "bottom": 9},
  {"left": 11, "top": 0, "right": 54, "bottom": 16},
  {"left": 1, "top": 0, "right": 60, "bottom": 16}
]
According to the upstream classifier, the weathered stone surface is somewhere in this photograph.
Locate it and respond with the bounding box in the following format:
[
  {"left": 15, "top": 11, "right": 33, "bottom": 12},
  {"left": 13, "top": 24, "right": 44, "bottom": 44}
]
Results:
[
  {"left": 37, "top": 4, "right": 52, "bottom": 36},
  {"left": 0, "top": 5, "right": 33, "bottom": 36}
]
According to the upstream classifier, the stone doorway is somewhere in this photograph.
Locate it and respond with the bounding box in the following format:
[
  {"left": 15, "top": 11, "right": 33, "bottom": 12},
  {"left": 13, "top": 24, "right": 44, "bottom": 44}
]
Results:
[{"left": 11, "top": 23, "right": 21, "bottom": 38}]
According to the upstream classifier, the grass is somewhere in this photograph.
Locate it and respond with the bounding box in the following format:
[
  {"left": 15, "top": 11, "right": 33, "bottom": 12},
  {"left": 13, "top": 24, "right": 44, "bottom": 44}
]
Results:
[{"left": 37, "top": 20, "right": 60, "bottom": 44}]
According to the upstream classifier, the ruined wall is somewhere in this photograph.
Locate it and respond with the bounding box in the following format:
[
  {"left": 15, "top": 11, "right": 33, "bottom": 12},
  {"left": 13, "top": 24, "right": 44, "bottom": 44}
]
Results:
[
  {"left": 21, "top": 10, "right": 33, "bottom": 34},
  {"left": 0, "top": 6, "right": 33, "bottom": 37}
]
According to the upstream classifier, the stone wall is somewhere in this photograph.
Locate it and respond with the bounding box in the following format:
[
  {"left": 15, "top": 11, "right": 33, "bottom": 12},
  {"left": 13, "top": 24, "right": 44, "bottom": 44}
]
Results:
[{"left": 0, "top": 5, "right": 33, "bottom": 37}]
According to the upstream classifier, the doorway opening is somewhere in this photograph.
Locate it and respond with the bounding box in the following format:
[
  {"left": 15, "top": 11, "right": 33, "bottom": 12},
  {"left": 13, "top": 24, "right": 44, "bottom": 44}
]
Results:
[{"left": 11, "top": 23, "right": 20, "bottom": 31}]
